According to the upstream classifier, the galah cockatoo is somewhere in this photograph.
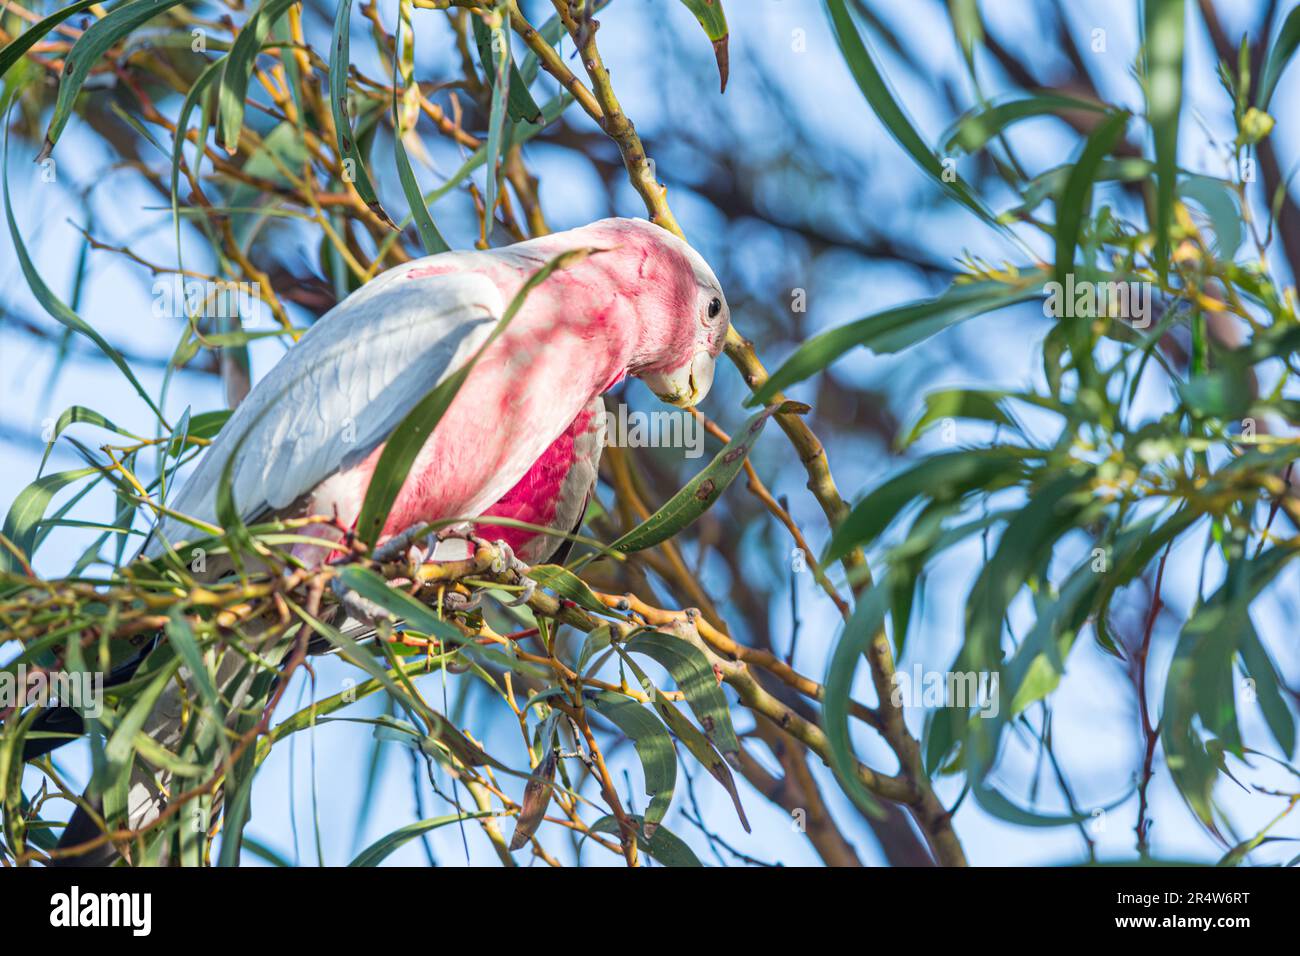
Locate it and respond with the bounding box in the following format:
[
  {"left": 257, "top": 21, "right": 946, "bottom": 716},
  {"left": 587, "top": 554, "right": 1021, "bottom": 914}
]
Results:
[
  {"left": 38, "top": 217, "right": 730, "bottom": 864},
  {"left": 146, "top": 216, "right": 729, "bottom": 571}
]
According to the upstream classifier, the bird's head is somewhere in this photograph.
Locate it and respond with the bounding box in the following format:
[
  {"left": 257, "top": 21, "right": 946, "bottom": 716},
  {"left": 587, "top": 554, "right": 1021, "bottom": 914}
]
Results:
[
  {"left": 586, "top": 218, "right": 730, "bottom": 408},
  {"left": 637, "top": 265, "right": 729, "bottom": 408}
]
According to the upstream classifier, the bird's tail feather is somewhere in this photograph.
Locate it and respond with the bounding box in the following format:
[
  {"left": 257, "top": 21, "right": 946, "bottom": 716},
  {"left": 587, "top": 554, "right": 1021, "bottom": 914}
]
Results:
[{"left": 52, "top": 636, "right": 289, "bottom": 866}]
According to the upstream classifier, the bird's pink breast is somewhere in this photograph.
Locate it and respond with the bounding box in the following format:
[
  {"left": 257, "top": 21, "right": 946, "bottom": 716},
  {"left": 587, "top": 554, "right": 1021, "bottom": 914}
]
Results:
[
  {"left": 471, "top": 405, "right": 596, "bottom": 553},
  {"left": 293, "top": 406, "right": 595, "bottom": 566}
]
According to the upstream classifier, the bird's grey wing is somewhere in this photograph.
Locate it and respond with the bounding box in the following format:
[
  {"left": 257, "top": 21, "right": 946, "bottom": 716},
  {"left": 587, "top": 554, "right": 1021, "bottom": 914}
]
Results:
[{"left": 145, "top": 269, "right": 504, "bottom": 557}]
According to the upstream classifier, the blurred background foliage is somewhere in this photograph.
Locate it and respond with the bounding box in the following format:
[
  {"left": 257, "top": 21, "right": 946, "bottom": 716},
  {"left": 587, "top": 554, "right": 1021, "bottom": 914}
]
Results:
[{"left": 2, "top": 0, "right": 1300, "bottom": 866}]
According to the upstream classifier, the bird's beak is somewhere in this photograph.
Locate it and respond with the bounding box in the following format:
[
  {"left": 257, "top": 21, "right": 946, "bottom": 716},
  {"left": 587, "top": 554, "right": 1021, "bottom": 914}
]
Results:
[{"left": 642, "top": 350, "right": 716, "bottom": 408}]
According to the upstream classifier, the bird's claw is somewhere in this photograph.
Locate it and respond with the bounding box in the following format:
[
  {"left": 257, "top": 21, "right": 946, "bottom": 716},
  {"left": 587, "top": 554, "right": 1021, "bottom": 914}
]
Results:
[
  {"left": 435, "top": 521, "right": 476, "bottom": 542},
  {"left": 442, "top": 589, "right": 483, "bottom": 613},
  {"left": 505, "top": 574, "right": 538, "bottom": 607}
]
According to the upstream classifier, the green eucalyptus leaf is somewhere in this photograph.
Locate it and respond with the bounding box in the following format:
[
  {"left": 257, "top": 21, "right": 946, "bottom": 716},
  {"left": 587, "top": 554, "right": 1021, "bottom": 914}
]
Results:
[
  {"left": 1257, "top": 5, "right": 1300, "bottom": 110},
  {"left": 0, "top": 467, "right": 100, "bottom": 573},
  {"left": 943, "top": 93, "right": 1109, "bottom": 156},
  {"left": 588, "top": 691, "right": 676, "bottom": 831},
  {"left": 1142, "top": 0, "right": 1185, "bottom": 281},
  {"left": 330, "top": 0, "right": 395, "bottom": 225},
  {"left": 0, "top": 0, "right": 101, "bottom": 81},
  {"left": 825, "top": 0, "right": 995, "bottom": 224},
  {"left": 218, "top": 0, "right": 301, "bottom": 152},
  {"left": 39, "top": 0, "right": 191, "bottom": 160},
  {"left": 1054, "top": 110, "right": 1130, "bottom": 291},
  {"left": 587, "top": 814, "right": 702, "bottom": 866},
  {"left": 625, "top": 630, "right": 740, "bottom": 758},
  {"left": 678, "top": 0, "right": 729, "bottom": 92},
  {"left": 349, "top": 811, "right": 495, "bottom": 866},
  {"left": 606, "top": 403, "right": 794, "bottom": 554},
  {"left": 749, "top": 280, "right": 1043, "bottom": 407}
]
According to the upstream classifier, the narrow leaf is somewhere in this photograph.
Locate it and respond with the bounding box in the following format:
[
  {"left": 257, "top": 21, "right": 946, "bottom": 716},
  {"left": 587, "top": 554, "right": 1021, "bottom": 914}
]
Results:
[
  {"left": 825, "top": 0, "right": 994, "bottom": 224},
  {"left": 588, "top": 814, "right": 702, "bottom": 866},
  {"left": 391, "top": 13, "right": 449, "bottom": 255},
  {"left": 0, "top": 0, "right": 101, "bottom": 81},
  {"left": 589, "top": 691, "right": 677, "bottom": 832},
  {"left": 615, "top": 645, "right": 749, "bottom": 831},
  {"left": 1257, "top": 5, "right": 1300, "bottom": 110},
  {"left": 1143, "top": 0, "right": 1185, "bottom": 280},
  {"left": 330, "top": 0, "right": 396, "bottom": 226},
  {"left": 748, "top": 280, "right": 1043, "bottom": 407},
  {"left": 625, "top": 630, "right": 740, "bottom": 758},
  {"left": 607, "top": 403, "right": 795, "bottom": 553},
  {"left": 1054, "top": 110, "right": 1130, "bottom": 291},
  {"left": 0, "top": 467, "right": 99, "bottom": 573},
  {"left": 942, "top": 94, "right": 1109, "bottom": 156},
  {"left": 678, "top": 0, "right": 729, "bottom": 92},
  {"left": 218, "top": 0, "right": 301, "bottom": 153},
  {"left": 528, "top": 564, "right": 607, "bottom": 613},
  {"left": 5, "top": 120, "right": 165, "bottom": 422},
  {"left": 471, "top": 12, "right": 543, "bottom": 123},
  {"left": 39, "top": 0, "right": 191, "bottom": 160},
  {"left": 349, "top": 811, "right": 494, "bottom": 866}
]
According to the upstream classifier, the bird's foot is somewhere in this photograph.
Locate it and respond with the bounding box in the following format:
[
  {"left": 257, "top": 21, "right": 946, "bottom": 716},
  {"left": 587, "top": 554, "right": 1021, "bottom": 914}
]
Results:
[
  {"left": 483, "top": 538, "right": 537, "bottom": 607},
  {"left": 372, "top": 522, "right": 483, "bottom": 575},
  {"left": 441, "top": 587, "right": 483, "bottom": 613},
  {"left": 368, "top": 524, "right": 536, "bottom": 607},
  {"left": 428, "top": 531, "right": 537, "bottom": 606}
]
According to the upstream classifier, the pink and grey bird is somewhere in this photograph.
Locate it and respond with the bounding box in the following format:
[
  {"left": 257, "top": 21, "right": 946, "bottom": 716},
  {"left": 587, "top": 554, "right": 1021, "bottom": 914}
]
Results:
[
  {"left": 146, "top": 216, "right": 729, "bottom": 568},
  {"left": 36, "top": 217, "right": 730, "bottom": 863}
]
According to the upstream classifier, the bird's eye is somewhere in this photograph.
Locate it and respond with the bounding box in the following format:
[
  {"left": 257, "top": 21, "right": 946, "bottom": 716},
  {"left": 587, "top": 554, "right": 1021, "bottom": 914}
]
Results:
[{"left": 707, "top": 297, "right": 722, "bottom": 319}]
